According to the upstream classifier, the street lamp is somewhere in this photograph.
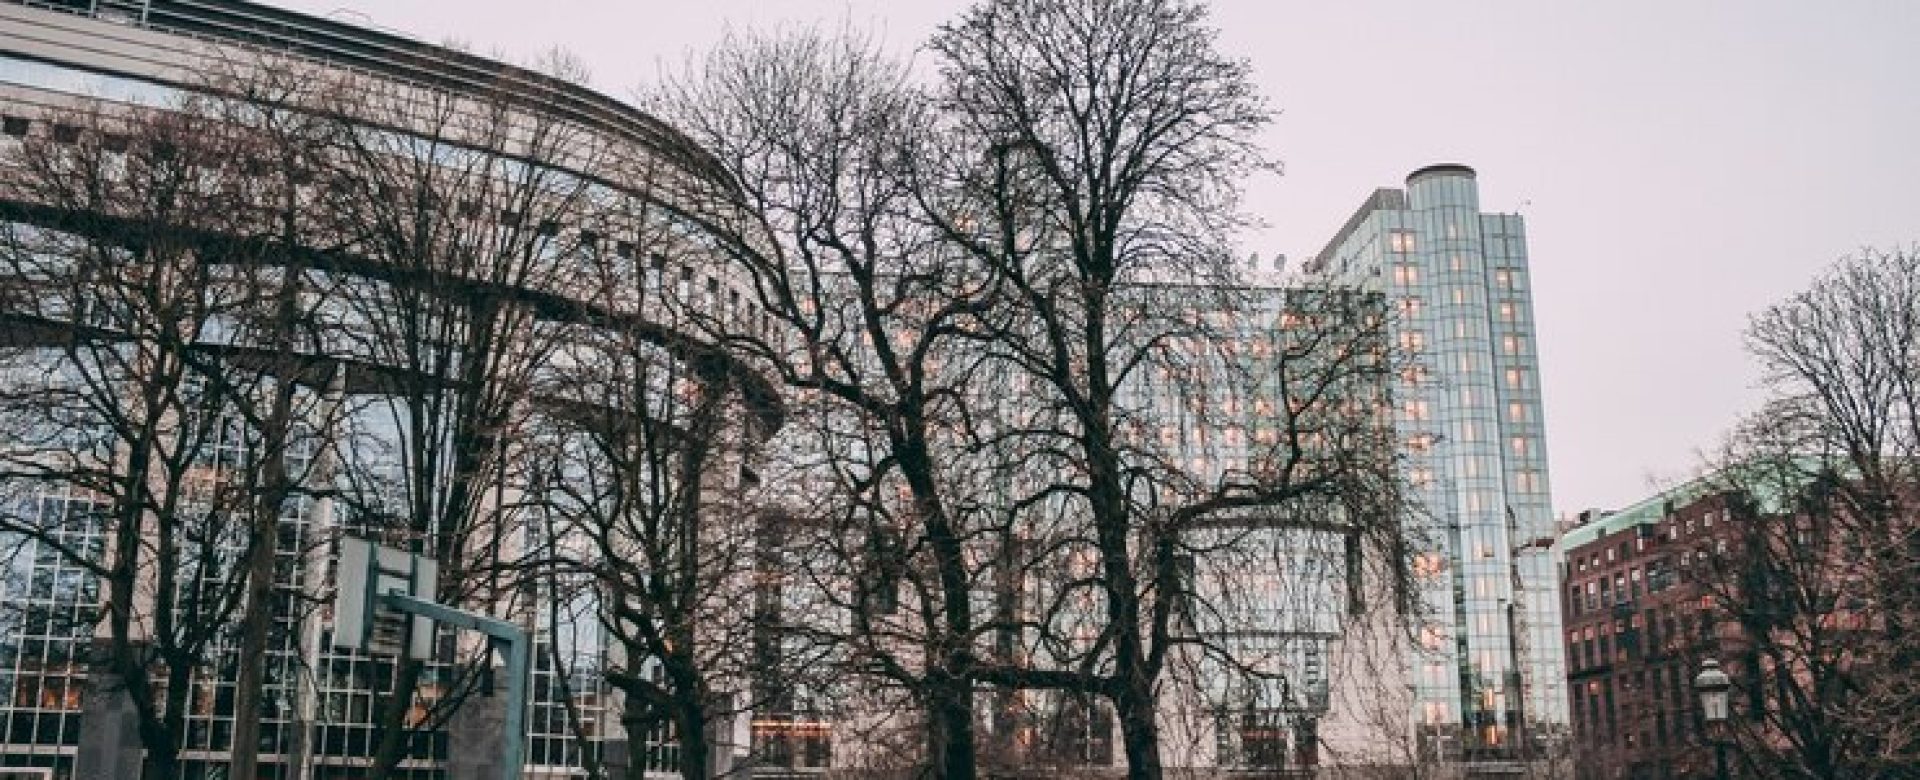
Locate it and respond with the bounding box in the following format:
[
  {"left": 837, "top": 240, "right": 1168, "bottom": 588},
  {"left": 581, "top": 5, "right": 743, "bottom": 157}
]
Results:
[{"left": 1694, "top": 658, "right": 1732, "bottom": 780}]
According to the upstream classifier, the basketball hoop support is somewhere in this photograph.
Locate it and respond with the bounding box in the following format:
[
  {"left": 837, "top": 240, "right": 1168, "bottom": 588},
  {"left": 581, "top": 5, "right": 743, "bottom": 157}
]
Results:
[{"left": 378, "top": 592, "right": 529, "bottom": 780}]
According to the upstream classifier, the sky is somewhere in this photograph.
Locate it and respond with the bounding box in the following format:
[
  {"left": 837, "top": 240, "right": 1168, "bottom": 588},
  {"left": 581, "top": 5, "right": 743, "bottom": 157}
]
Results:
[{"left": 269, "top": 0, "right": 1920, "bottom": 514}]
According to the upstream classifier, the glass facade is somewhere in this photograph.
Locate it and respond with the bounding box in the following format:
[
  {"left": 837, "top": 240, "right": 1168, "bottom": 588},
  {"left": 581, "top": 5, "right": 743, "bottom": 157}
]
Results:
[
  {"left": 1310, "top": 166, "right": 1568, "bottom": 760},
  {"left": 1118, "top": 286, "right": 1373, "bottom": 772},
  {"left": 0, "top": 493, "right": 99, "bottom": 778},
  {"left": 0, "top": 3, "right": 770, "bottom": 777}
]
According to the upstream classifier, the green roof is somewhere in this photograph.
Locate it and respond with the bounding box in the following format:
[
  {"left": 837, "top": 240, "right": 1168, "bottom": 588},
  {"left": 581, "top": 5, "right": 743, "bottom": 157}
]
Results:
[
  {"left": 1555, "top": 478, "right": 1709, "bottom": 556},
  {"left": 1553, "top": 458, "right": 1830, "bottom": 558}
]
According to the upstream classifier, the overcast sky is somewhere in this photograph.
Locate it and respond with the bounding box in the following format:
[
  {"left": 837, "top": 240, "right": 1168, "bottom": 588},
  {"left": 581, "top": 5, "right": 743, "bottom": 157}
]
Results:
[{"left": 270, "top": 0, "right": 1920, "bottom": 514}]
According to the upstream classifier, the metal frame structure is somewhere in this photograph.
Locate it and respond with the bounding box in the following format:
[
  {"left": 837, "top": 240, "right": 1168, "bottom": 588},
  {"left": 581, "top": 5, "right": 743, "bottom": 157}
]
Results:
[{"left": 380, "top": 592, "right": 531, "bottom": 780}]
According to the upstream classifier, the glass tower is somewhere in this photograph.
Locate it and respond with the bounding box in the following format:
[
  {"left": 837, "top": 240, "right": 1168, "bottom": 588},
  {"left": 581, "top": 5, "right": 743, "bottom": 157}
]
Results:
[{"left": 1308, "top": 165, "right": 1568, "bottom": 761}]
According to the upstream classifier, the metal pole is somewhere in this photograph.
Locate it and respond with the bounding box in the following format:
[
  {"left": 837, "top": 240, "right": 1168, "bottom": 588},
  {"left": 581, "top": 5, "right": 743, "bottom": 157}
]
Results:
[
  {"left": 499, "top": 626, "right": 530, "bottom": 780},
  {"left": 381, "top": 592, "right": 528, "bottom": 780},
  {"left": 1715, "top": 741, "right": 1729, "bottom": 780}
]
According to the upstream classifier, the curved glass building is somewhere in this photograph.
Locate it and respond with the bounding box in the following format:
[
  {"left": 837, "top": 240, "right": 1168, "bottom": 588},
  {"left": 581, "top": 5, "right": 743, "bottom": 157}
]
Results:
[
  {"left": 0, "top": 1, "right": 780, "bottom": 778},
  {"left": 1310, "top": 164, "right": 1569, "bottom": 773}
]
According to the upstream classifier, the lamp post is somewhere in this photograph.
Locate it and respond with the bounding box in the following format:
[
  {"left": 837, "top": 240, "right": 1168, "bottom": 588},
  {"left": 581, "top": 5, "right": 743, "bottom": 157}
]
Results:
[{"left": 1694, "top": 658, "right": 1732, "bottom": 780}]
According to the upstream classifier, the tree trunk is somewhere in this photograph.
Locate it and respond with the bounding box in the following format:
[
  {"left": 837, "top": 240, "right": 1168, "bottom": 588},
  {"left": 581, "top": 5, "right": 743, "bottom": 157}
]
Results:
[
  {"left": 367, "top": 659, "right": 424, "bottom": 779},
  {"left": 140, "top": 656, "right": 196, "bottom": 780},
  {"left": 676, "top": 700, "right": 710, "bottom": 780},
  {"left": 225, "top": 523, "right": 276, "bottom": 780},
  {"left": 1113, "top": 673, "right": 1161, "bottom": 780},
  {"left": 229, "top": 388, "right": 295, "bottom": 780},
  {"left": 897, "top": 427, "right": 979, "bottom": 780},
  {"left": 232, "top": 189, "right": 310, "bottom": 780},
  {"left": 618, "top": 705, "right": 660, "bottom": 780},
  {"left": 927, "top": 670, "right": 978, "bottom": 780},
  {"left": 143, "top": 748, "right": 182, "bottom": 780}
]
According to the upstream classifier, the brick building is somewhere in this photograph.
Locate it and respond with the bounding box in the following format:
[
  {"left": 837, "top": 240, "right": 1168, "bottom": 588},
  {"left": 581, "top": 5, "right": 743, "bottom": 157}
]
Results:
[{"left": 1557, "top": 487, "right": 1748, "bottom": 780}]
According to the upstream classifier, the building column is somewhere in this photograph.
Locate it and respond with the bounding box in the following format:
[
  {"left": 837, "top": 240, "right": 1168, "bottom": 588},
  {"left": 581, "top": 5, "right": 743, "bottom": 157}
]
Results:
[
  {"left": 74, "top": 646, "right": 142, "bottom": 780},
  {"left": 446, "top": 671, "right": 509, "bottom": 780}
]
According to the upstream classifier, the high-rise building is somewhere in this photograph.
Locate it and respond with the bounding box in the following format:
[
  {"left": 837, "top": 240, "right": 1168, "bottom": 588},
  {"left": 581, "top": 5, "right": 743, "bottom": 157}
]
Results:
[{"left": 1308, "top": 164, "right": 1570, "bottom": 767}]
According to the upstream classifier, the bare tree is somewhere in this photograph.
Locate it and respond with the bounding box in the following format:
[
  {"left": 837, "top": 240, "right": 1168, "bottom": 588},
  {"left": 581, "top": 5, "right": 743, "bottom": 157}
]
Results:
[
  {"left": 655, "top": 5, "right": 1412, "bottom": 777},
  {"left": 1693, "top": 245, "right": 1920, "bottom": 780},
  {"left": 920, "top": 1, "right": 1411, "bottom": 777},
  {"left": 0, "top": 34, "right": 798, "bottom": 780},
  {"left": 523, "top": 237, "right": 785, "bottom": 778},
  {"left": 0, "top": 90, "right": 336, "bottom": 780},
  {"left": 654, "top": 27, "right": 1011, "bottom": 780},
  {"left": 309, "top": 56, "right": 619, "bottom": 776},
  {"left": 178, "top": 56, "right": 364, "bottom": 780}
]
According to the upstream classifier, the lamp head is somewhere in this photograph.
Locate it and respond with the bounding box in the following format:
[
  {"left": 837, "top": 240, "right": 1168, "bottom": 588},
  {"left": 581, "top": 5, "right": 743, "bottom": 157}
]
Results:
[{"left": 1694, "top": 657, "right": 1732, "bottom": 723}]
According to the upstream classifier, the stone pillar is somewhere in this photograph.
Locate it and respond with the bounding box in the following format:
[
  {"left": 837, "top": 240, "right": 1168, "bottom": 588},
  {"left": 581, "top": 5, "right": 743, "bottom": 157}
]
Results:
[
  {"left": 446, "top": 672, "right": 508, "bottom": 780},
  {"left": 74, "top": 654, "right": 142, "bottom": 780},
  {"left": 709, "top": 695, "right": 751, "bottom": 778}
]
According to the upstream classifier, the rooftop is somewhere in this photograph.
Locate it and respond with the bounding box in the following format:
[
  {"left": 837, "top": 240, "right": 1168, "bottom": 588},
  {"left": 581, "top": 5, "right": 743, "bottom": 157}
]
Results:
[{"left": 4, "top": 0, "right": 734, "bottom": 193}]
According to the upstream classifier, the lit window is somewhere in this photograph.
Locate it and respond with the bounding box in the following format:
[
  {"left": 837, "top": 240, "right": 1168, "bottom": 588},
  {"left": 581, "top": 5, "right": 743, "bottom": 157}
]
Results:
[
  {"left": 1389, "top": 230, "right": 1416, "bottom": 253},
  {"left": 1450, "top": 254, "right": 1467, "bottom": 272},
  {"left": 1498, "top": 301, "right": 1517, "bottom": 321},
  {"left": 1392, "top": 264, "right": 1420, "bottom": 286},
  {"left": 1494, "top": 269, "right": 1513, "bottom": 289},
  {"left": 1505, "top": 368, "right": 1526, "bottom": 389},
  {"left": 1399, "top": 331, "right": 1425, "bottom": 352},
  {"left": 1508, "top": 402, "right": 1527, "bottom": 422},
  {"left": 1502, "top": 334, "right": 1520, "bottom": 354},
  {"left": 1511, "top": 437, "right": 1530, "bottom": 457}
]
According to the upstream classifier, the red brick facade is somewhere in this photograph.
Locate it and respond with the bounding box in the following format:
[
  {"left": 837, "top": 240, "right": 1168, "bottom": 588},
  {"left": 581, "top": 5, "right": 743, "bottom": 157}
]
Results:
[{"left": 1560, "top": 493, "right": 1745, "bottom": 780}]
